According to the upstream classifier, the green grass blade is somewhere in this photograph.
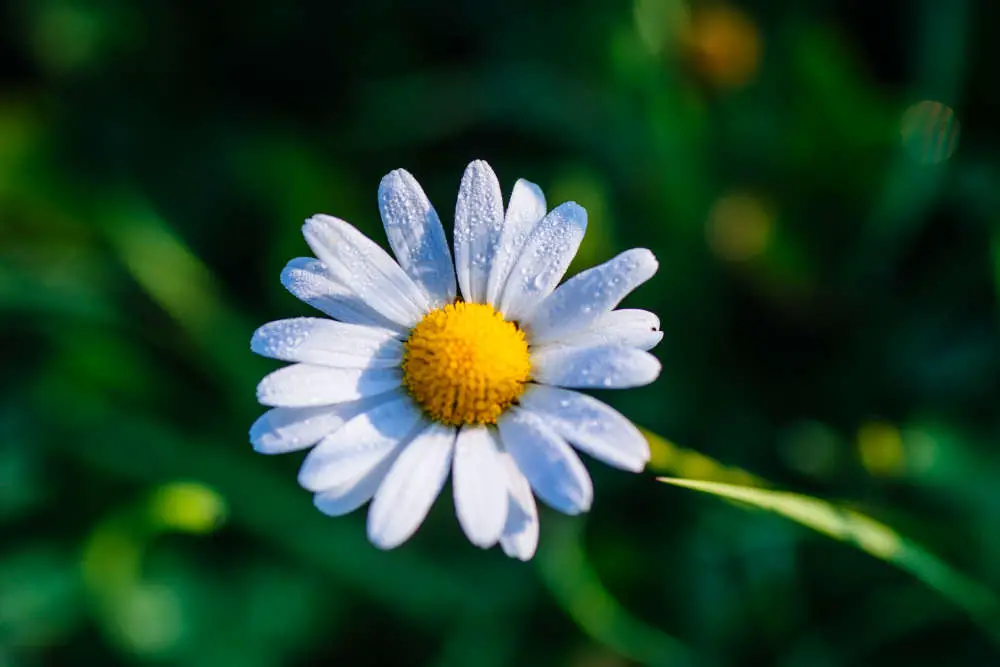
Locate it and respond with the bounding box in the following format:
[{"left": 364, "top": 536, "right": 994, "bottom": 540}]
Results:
[{"left": 658, "top": 476, "right": 1000, "bottom": 646}]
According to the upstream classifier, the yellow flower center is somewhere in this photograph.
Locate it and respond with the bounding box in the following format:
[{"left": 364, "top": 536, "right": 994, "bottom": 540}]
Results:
[{"left": 402, "top": 302, "right": 531, "bottom": 426}]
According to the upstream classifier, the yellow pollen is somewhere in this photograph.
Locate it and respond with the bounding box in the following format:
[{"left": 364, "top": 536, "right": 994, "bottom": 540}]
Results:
[{"left": 402, "top": 302, "right": 531, "bottom": 426}]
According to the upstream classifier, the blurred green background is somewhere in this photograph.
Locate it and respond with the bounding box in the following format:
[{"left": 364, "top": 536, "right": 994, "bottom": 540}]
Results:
[{"left": 3, "top": 0, "right": 1000, "bottom": 664}]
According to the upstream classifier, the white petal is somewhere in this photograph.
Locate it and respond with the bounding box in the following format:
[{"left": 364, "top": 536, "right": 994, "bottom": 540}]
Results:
[
  {"left": 453, "top": 160, "right": 505, "bottom": 304},
  {"left": 497, "top": 202, "right": 587, "bottom": 321},
  {"left": 484, "top": 179, "right": 547, "bottom": 307},
  {"left": 378, "top": 169, "right": 457, "bottom": 307},
  {"left": 518, "top": 384, "right": 650, "bottom": 472},
  {"left": 256, "top": 363, "right": 402, "bottom": 408},
  {"left": 297, "top": 394, "right": 424, "bottom": 492},
  {"left": 531, "top": 345, "right": 660, "bottom": 389},
  {"left": 249, "top": 397, "right": 384, "bottom": 454},
  {"left": 452, "top": 426, "right": 508, "bottom": 548},
  {"left": 525, "top": 249, "right": 658, "bottom": 345},
  {"left": 313, "top": 451, "right": 398, "bottom": 517},
  {"left": 280, "top": 258, "right": 405, "bottom": 332},
  {"left": 498, "top": 452, "right": 539, "bottom": 561},
  {"left": 497, "top": 407, "right": 593, "bottom": 515},
  {"left": 251, "top": 318, "right": 403, "bottom": 368},
  {"left": 303, "top": 215, "right": 429, "bottom": 328},
  {"left": 546, "top": 309, "right": 663, "bottom": 351},
  {"left": 367, "top": 423, "right": 457, "bottom": 550}
]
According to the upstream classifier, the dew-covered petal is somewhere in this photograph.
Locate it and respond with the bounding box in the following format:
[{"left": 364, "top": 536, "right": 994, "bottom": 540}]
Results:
[
  {"left": 498, "top": 407, "right": 593, "bottom": 515},
  {"left": 525, "top": 249, "right": 658, "bottom": 345},
  {"left": 452, "top": 426, "right": 508, "bottom": 548},
  {"left": 280, "top": 258, "right": 405, "bottom": 332},
  {"left": 378, "top": 169, "right": 457, "bottom": 308},
  {"left": 249, "top": 395, "right": 389, "bottom": 454},
  {"left": 498, "top": 451, "right": 539, "bottom": 561},
  {"left": 367, "top": 423, "right": 457, "bottom": 550},
  {"left": 531, "top": 345, "right": 660, "bottom": 389},
  {"left": 312, "top": 451, "right": 398, "bottom": 518},
  {"left": 251, "top": 318, "right": 403, "bottom": 368},
  {"left": 303, "top": 215, "right": 430, "bottom": 328},
  {"left": 518, "top": 384, "right": 650, "bottom": 472},
  {"left": 297, "top": 395, "right": 424, "bottom": 492},
  {"left": 256, "top": 363, "right": 403, "bottom": 408},
  {"left": 497, "top": 202, "right": 587, "bottom": 321},
  {"left": 453, "top": 160, "right": 505, "bottom": 304},
  {"left": 544, "top": 309, "right": 663, "bottom": 351},
  {"left": 485, "top": 179, "right": 547, "bottom": 307}
]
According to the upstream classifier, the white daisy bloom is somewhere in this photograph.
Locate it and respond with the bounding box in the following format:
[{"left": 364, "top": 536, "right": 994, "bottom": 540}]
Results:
[{"left": 250, "top": 160, "right": 662, "bottom": 560}]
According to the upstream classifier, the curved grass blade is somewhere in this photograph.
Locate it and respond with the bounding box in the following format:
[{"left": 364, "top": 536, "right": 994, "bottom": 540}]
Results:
[{"left": 658, "top": 476, "right": 1000, "bottom": 646}]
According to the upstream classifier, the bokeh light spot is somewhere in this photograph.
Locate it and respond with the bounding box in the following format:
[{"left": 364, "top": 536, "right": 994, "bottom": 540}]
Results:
[
  {"left": 81, "top": 524, "right": 143, "bottom": 593},
  {"left": 900, "top": 428, "right": 941, "bottom": 475},
  {"left": 107, "top": 584, "right": 185, "bottom": 656},
  {"left": 30, "top": 3, "right": 104, "bottom": 74},
  {"left": 148, "top": 481, "right": 227, "bottom": 534},
  {"left": 706, "top": 191, "right": 774, "bottom": 262},
  {"left": 683, "top": 4, "right": 761, "bottom": 89},
  {"left": 900, "top": 101, "right": 960, "bottom": 165},
  {"left": 779, "top": 420, "right": 841, "bottom": 478},
  {"left": 858, "top": 420, "right": 904, "bottom": 476}
]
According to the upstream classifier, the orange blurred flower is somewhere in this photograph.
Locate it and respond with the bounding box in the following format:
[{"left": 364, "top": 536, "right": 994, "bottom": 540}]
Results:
[{"left": 683, "top": 3, "right": 761, "bottom": 90}]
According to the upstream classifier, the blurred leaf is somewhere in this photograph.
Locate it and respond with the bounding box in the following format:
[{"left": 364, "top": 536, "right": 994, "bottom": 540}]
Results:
[
  {"left": 538, "top": 518, "right": 694, "bottom": 667},
  {"left": 658, "top": 477, "right": 1000, "bottom": 646},
  {"left": 0, "top": 546, "right": 83, "bottom": 649},
  {"left": 0, "top": 411, "right": 46, "bottom": 522}
]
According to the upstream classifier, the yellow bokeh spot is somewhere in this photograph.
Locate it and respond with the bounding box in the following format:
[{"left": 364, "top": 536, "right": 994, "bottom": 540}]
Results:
[
  {"left": 403, "top": 302, "right": 531, "bottom": 426},
  {"left": 683, "top": 4, "right": 761, "bottom": 90},
  {"left": 858, "top": 420, "right": 904, "bottom": 476},
  {"left": 148, "top": 481, "right": 227, "bottom": 534},
  {"left": 706, "top": 191, "right": 774, "bottom": 262}
]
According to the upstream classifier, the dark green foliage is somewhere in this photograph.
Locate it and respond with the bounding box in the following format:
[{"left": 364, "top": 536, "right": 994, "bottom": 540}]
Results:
[{"left": 2, "top": 0, "right": 1000, "bottom": 664}]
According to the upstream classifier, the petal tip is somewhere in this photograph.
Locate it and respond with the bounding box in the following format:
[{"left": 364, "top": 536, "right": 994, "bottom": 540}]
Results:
[
  {"left": 646, "top": 330, "right": 665, "bottom": 351},
  {"left": 622, "top": 456, "right": 649, "bottom": 474},
  {"left": 501, "top": 538, "right": 537, "bottom": 561},
  {"left": 462, "top": 159, "right": 500, "bottom": 185},
  {"left": 302, "top": 214, "right": 337, "bottom": 239},
  {"left": 635, "top": 247, "right": 659, "bottom": 272},
  {"left": 254, "top": 380, "right": 272, "bottom": 407},
  {"left": 378, "top": 168, "right": 412, "bottom": 195},
  {"left": 250, "top": 439, "right": 279, "bottom": 456},
  {"left": 366, "top": 523, "right": 402, "bottom": 551},
  {"left": 468, "top": 535, "right": 501, "bottom": 550},
  {"left": 296, "top": 459, "right": 324, "bottom": 493},
  {"left": 249, "top": 327, "right": 267, "bottom": 355},
  {"left": 556, "top": 201, "right": 588, "bottom": 228},
  {"left": 467, "top": 158, "right": 493, "bottom": 170}
]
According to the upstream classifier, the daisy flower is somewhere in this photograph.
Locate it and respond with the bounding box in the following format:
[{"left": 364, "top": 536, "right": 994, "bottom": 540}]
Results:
[{"left": 250, "top": 160, "right": 661, "bottom": 560}]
